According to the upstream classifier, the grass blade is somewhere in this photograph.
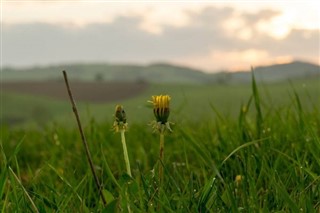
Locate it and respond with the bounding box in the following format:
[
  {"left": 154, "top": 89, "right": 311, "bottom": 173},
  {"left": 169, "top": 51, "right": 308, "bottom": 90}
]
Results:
[
  {"left": 9, "top": 167, "right": 39, "bottom": 213},
  {"left": 251, "top": 67, "right": 263, "bottom": 138}
]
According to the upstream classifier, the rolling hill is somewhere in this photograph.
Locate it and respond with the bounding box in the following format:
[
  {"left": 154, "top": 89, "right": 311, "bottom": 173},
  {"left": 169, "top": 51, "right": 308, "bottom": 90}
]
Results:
[
  {"left": 2, "top": 61, "right": 319, "bottom": 84},
  {"left": 227, "top": 61, "right": 320, "bottom": 83}
]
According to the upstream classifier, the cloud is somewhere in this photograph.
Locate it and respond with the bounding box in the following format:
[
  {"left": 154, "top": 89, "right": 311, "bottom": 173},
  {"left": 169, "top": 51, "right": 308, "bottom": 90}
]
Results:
[{"left": 2, "top": 6, "right": 319, "bottom": 71}]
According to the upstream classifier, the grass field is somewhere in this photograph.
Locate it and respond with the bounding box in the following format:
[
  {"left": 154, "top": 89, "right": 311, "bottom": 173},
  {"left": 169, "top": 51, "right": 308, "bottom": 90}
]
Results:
[
  {"left": 2, "top": 78, "right": 319, "bottom": 127},
  {"left": 1, "top": 76, "right": 320, "bottom": 212}
]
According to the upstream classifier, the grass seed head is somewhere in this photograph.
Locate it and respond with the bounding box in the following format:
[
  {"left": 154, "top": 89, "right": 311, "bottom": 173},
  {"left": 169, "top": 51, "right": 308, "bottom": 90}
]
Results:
[{"left": 235, "top": 175, "right": 243, "bottom": 187}]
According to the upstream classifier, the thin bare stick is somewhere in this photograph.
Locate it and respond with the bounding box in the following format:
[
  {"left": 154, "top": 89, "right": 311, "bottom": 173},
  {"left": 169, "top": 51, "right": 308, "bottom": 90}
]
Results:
[{"left": 62, "top": 70, "right": 107, "bottom": 206}]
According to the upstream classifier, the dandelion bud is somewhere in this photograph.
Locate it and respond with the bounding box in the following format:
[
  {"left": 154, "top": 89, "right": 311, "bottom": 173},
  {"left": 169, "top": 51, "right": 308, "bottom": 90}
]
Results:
[
  {"left": 115, "top": 105, "right": 126, "bottom": 123},
  {"left": 113, "top": 105, "right": 127, "bottom": 132}
]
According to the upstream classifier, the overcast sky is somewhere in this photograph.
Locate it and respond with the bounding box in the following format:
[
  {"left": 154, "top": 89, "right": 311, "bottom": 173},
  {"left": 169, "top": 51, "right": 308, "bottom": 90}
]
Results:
[{"left": 2, "top": 1, "right": 319, "bottom": 72}]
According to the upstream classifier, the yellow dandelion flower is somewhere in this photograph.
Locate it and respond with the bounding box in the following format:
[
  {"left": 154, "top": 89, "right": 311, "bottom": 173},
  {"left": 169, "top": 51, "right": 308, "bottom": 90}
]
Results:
[
  {"left": 151, "top": 95, "right": 170, "bottom": 123},
  {"left": 149, "top": 95, "right": 172, "bottom": 133}
]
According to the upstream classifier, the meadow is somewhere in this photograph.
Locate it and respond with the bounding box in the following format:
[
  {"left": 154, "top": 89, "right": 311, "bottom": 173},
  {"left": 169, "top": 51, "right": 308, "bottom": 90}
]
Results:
[{"left": 1, "top": 76, "right": 319, "bottom": 212}]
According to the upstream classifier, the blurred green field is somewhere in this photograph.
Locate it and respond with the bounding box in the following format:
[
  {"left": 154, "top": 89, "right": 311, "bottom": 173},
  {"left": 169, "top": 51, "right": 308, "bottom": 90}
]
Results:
[
  {"left": 2, "top": 78, "right": 319, "bottom": 129},
  {"left": 1, "top": 77, "right": 320, "bottom": 212}
]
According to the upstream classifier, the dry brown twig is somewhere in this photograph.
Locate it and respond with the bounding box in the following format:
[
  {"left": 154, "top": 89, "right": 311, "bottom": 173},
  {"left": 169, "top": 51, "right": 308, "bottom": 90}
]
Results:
[{"left": 62, "top": 70, "right": 107, "bottom": 206}]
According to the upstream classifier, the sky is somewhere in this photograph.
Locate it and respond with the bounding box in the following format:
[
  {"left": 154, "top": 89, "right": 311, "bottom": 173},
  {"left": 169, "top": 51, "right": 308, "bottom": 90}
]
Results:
[{"left": 1, "top": 1, "right": 320, "bottom": 72}]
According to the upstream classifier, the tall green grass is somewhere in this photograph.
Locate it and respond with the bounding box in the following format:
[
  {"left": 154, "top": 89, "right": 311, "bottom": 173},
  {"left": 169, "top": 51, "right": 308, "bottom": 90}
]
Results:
[{"left": 1, "top": 77, "right": 319, "bottom": 212}]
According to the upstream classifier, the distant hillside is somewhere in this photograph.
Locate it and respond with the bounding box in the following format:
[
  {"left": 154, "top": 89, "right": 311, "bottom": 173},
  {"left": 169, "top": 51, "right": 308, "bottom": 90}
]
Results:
[
  {"left": 227, "top": 61, "right": 320, "bottom": 83},
  {"left": 2, "top": 63, "right": 208, "bottom": 84},
  {"left": 2, "top": 61, "right": 319, "bottom": 84}
]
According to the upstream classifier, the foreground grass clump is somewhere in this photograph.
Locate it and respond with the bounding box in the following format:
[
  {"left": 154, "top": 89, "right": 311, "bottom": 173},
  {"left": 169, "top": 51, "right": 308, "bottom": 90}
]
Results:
[{"left": 1, "top": 90, "right": 320, "bottom": 212}]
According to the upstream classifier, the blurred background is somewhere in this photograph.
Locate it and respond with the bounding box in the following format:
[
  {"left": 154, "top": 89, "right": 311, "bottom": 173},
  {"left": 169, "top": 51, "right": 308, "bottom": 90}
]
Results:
[{"left": 1, "top": 1, "right": 320, "bottom": 128}]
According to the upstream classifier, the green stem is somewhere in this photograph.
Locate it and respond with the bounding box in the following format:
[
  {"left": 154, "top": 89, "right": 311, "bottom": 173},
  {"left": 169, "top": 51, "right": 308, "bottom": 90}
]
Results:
[
  {"left": 157, "top": 130, "right": 165, "bottom": 211},
  {"left": 121, "top": 129, "right": 132, "bottom": 177},
  {"left": 159, "top": 131, "right": 165, "bottom": 184}
]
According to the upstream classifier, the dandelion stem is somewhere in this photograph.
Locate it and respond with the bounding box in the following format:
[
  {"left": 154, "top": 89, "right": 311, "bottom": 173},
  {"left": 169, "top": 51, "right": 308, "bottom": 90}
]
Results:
[
  {"left": 157, "top": 130, "right": 165, "bottom": 211},
  {"left": 121, "top": 129, "right": 132, "bottom": 177},
  {"left": 159, "top": 130, "right": 165, "bottom": 184}
]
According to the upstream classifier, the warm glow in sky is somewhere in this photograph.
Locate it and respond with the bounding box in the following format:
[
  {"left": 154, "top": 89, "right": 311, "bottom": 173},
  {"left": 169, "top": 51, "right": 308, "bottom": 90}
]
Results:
[{"left": 2, "top": 1, "right": 320, "bottom": 72}]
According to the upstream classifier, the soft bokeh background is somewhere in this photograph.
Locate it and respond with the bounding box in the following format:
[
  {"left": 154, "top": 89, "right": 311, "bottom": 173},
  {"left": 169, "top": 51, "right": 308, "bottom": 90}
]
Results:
[{"left": 1, "top": 1, "right": 319, "bottom": 128}]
